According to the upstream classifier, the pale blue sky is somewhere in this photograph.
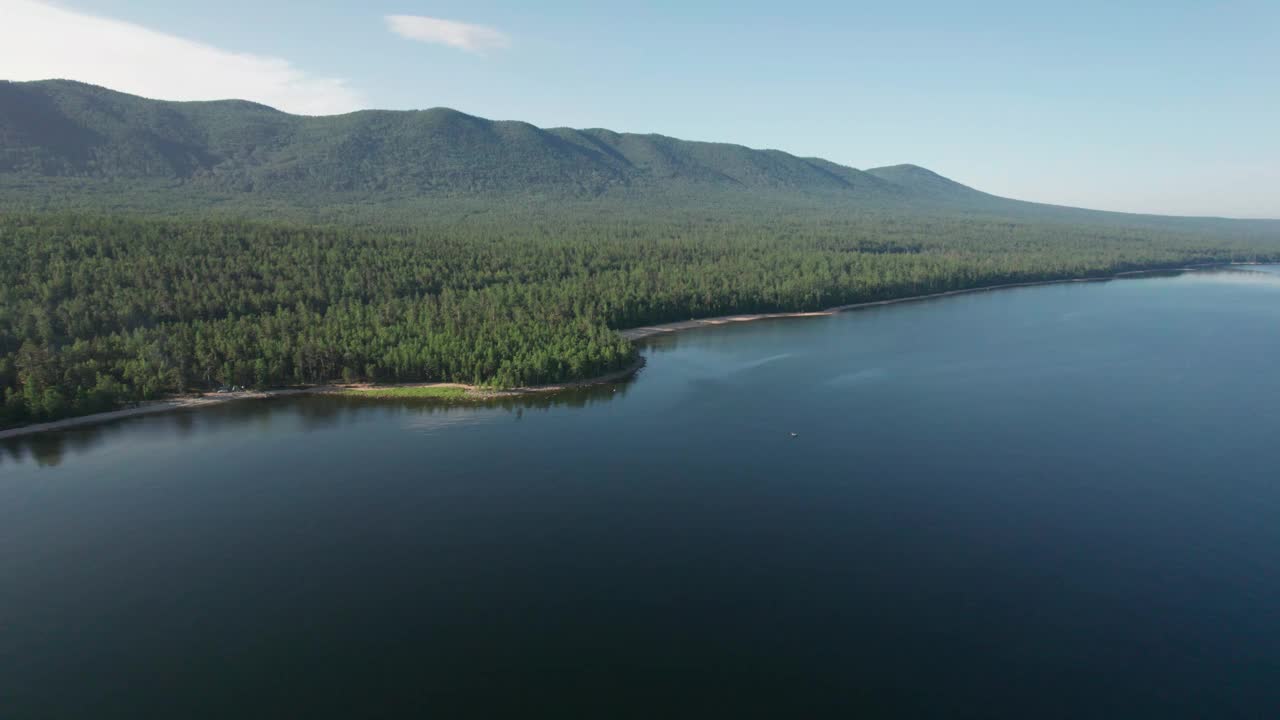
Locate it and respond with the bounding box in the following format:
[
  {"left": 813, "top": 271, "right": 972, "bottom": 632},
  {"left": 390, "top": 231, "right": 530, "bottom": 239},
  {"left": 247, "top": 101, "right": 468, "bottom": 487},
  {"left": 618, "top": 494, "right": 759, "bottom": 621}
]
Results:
[{"left": 4, "top": 0, "right": 1277, "bottom": 217}]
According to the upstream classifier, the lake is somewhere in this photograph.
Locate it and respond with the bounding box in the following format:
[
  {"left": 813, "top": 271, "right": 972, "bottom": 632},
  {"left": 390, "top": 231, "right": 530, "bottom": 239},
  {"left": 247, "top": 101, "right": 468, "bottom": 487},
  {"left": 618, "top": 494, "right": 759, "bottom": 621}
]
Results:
[{"left": 5, "top": 267, "right": 1280, "bottom": 717}]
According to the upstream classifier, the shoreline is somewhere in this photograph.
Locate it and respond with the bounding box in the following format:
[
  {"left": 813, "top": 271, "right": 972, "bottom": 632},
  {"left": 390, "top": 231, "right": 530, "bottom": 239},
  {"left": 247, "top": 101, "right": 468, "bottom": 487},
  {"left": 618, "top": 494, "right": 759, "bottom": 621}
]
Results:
[
  {"left": 0, "top": 263, "right": 1239, "bottom": 440},
  {"left": 0, "top": 357, "right": 646, "bottom": 441},
  {"left": 618, "top": 263, "right": 1230, "bottom": 341}
]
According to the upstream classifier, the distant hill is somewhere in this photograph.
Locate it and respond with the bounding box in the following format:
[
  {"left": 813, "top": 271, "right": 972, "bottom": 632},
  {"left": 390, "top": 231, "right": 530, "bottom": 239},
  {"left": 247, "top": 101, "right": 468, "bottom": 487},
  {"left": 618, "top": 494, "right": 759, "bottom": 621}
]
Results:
[
  {"left": 1, "top": 79, "right": 1277, "bottom": 232},
  {"left": 0, "top": 79, "right": 989, "bottom": 204}
]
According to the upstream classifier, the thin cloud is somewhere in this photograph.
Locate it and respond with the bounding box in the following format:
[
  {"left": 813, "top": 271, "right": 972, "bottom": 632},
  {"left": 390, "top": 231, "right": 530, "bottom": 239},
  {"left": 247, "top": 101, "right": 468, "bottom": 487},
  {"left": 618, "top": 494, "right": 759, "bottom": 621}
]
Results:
[
  {"left": 0, "top": 0, "right": 365, "bottom": 115},
  {"left": 385, "top": 15, "right": 510, "bottom": 54}
]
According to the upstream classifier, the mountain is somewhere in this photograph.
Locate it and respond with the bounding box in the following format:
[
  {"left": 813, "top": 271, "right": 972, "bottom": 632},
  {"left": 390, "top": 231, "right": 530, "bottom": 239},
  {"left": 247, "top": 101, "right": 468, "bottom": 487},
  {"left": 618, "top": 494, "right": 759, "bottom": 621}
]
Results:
[
  {"left": 865, "top": 164, "right": 991, "bottom": 200},
  {"left": 0, "top": 79, "right": 975, "bottom": 204},
  {"left": 1, "top": 79, "right": 1276, "bottom": 233}
]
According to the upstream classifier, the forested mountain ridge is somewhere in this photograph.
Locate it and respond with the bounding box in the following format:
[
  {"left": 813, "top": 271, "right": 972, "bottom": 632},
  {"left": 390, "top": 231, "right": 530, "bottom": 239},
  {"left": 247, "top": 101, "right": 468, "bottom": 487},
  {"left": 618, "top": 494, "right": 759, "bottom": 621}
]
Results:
[
  {"left": 0, "top": 79, "right": 1029, "bottom": 209},
  {"left": 7, "top": 80, "right": 1279, "bottom": 231}
]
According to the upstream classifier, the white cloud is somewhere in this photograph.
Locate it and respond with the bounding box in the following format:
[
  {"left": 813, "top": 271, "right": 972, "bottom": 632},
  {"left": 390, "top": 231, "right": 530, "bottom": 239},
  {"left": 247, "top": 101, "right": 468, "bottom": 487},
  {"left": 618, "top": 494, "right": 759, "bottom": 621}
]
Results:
[
  {"left": 385, "top": 15, "right": 510, "bottom": 54},
  {"left": 0, "top": 0, "right": 365, "bottom": 115}
]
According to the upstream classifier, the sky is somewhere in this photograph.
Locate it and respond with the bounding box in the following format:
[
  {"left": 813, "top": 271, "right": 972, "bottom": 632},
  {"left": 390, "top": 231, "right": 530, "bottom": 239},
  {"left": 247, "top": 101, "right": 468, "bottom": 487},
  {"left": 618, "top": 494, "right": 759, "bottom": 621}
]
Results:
[{"left": 2, "top": 0, "right": 1277, "bottom": 218}]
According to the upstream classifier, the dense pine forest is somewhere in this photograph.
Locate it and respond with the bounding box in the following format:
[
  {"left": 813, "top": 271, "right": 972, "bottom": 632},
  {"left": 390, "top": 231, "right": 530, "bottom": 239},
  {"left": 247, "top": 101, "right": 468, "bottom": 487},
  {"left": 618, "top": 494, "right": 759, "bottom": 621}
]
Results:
[{"left": 4, "top": 208, "right": 1280, "bottom": 428}]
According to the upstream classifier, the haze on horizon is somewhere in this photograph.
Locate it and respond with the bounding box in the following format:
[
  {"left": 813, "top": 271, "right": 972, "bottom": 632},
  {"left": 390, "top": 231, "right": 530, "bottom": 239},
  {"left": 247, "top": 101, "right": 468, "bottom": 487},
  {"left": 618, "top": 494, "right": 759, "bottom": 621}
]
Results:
[{"left": 1, "top": 0, "right": 1276, "bottom": 219}]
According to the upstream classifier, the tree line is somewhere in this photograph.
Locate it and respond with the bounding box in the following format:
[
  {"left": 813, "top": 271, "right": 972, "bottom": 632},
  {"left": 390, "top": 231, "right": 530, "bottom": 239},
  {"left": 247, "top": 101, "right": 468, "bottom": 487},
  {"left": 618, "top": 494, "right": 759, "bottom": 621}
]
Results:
[{"left": 2, "top": 210, "right": 1277, "bottom": 427}]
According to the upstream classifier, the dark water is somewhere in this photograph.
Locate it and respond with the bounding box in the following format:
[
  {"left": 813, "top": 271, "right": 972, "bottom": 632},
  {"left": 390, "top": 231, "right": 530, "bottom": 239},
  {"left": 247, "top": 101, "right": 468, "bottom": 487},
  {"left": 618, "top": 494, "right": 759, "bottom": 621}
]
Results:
[{"left": 5, "top": 268, "right": 1280, "bottom": 718}]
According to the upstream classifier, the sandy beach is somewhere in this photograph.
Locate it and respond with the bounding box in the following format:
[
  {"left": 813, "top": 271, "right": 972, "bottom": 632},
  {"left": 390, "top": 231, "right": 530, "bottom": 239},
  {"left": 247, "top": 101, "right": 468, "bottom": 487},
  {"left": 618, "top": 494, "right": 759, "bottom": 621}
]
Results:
[
  {"left": 329, "top": 356, "right": 647, "bottom": 398},
  {"left": 0, "top": 392, "right": 285, "bottom": 441},
  {"left": 619, "top": 264, "right": 1226, "bottom": 341},
  {"left": 617, "top": 278, "right": 1100, "bottom": 341},
  {"left": 0, "top": 358, "right": 646, "bottom": 441}
]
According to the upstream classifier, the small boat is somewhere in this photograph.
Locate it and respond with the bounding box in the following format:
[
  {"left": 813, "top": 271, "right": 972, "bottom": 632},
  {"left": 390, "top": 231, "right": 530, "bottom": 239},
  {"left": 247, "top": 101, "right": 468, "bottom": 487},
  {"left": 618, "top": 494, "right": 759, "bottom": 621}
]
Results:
[{"left": 789, "top": 432, "right": 799, "bottom": 438}]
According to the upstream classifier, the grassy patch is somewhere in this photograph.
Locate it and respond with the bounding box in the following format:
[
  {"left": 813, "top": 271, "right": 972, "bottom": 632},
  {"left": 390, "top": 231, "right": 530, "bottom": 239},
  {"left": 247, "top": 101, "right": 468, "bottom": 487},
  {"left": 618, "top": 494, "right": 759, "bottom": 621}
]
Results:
[{"left": 338, "top": 385, "right": 472, "bottom": 400}]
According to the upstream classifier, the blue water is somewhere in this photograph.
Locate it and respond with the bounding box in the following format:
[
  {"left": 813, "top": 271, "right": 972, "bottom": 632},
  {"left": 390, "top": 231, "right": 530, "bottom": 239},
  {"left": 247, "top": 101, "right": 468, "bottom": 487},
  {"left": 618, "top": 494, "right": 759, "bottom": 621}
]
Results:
[{"left": 4, "top": 267, "right": 1280, "bottom": 717}]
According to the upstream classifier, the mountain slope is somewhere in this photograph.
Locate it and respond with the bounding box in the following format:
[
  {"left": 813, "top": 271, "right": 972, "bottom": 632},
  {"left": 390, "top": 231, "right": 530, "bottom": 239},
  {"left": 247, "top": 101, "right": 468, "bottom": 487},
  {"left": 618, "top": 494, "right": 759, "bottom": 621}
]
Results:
[
  {"left": 0, "top": 79, "right": 911, "bottom": 201},
  {"left": 866, "top": 164, "right": 996, "bottom": 202},
  {"left": 1, "top": 79, "right": 1277, "bottom": 233}
]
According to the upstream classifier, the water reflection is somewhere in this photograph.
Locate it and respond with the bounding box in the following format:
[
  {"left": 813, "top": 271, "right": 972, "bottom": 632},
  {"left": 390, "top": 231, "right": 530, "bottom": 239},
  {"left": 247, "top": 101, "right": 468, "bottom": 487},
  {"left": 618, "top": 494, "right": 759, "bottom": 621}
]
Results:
[{"left": 1176, "top": 266, "right": 1280, "bottom": 288}]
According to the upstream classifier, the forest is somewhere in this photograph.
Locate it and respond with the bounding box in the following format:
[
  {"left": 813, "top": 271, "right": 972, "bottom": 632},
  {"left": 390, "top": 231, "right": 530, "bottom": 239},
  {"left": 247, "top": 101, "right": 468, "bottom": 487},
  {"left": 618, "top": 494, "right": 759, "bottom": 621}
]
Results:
[{"left": 4, "top": 207, "right": 1279, "bottom": 428}]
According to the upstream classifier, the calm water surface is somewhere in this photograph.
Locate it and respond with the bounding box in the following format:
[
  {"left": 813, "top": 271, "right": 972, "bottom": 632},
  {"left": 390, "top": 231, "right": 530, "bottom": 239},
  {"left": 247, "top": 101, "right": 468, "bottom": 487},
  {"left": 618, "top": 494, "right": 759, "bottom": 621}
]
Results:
[{"left": 5, "top": 268, "right": 1280, "bottom": 717}]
